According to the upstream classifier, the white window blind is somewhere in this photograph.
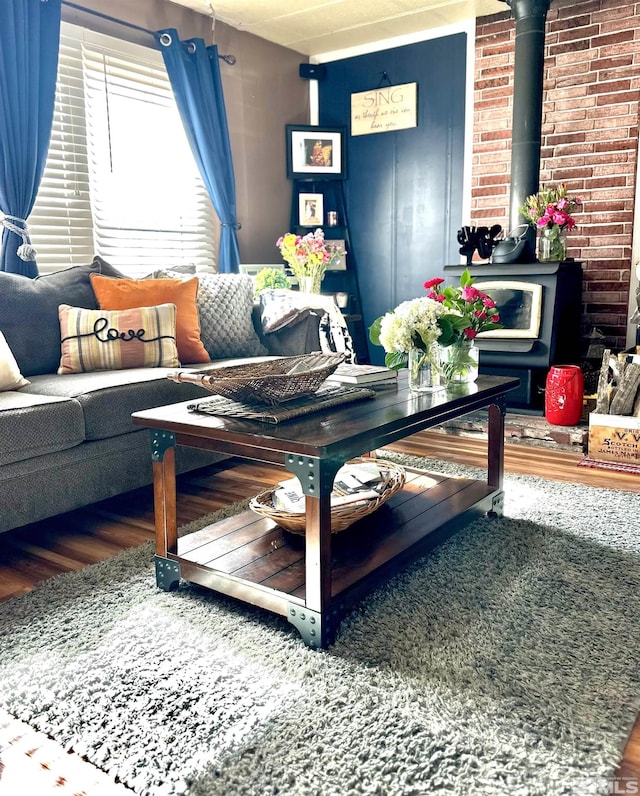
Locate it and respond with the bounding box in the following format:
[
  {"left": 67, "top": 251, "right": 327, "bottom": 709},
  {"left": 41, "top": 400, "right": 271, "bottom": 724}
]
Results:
[
  {"left": 29, "top": 23, "right": 216, "bottom": 276},
  {"left": 28, "top": 33, "right": 94, "bottom": 272}
]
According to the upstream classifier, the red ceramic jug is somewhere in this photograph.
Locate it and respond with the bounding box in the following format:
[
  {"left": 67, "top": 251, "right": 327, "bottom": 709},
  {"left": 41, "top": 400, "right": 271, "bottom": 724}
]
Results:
[{"left": 545, "top": 365, "right": 584, "bottom": 426}]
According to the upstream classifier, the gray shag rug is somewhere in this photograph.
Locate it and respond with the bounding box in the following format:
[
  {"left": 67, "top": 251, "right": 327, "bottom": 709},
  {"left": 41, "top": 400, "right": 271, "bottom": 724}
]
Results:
[{"left": 1, "top": 453, "right": 640, "bottom": 796}]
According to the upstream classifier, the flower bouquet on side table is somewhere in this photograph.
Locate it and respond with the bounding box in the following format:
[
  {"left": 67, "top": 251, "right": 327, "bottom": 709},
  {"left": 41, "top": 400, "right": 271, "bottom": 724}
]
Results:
[
  {"left": 519, "top": 183, "right": 582, "bottom": 262},
  {"left": 276, "top": 229, "right": 345, "bottom": 295}
]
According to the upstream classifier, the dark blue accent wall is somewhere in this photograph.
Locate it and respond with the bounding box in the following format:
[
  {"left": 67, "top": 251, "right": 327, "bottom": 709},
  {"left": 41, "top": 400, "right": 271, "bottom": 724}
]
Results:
[{"left": 319, "top": 33, "right": 467, "bottom": 363}]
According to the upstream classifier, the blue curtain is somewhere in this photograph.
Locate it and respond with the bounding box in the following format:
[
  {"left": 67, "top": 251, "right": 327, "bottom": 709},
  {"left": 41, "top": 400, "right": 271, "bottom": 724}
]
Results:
[
  {"left": 0, "top": 0, "right": 61, "bottom": 276},
  {"left": 157, "top": 29, "right": 240, "bottom": 274}
]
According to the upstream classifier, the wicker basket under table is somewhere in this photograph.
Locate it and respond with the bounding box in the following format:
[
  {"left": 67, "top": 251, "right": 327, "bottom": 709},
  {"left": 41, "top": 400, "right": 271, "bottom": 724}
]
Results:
[{"left": 249, "top": 457, "right": 406, "bottom": 535}]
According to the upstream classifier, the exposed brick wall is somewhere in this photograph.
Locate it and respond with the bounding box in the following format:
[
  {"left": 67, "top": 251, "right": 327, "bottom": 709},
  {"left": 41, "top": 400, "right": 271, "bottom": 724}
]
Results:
[{"left": 472, "top": 0, "right": 640, "bottom": 351}]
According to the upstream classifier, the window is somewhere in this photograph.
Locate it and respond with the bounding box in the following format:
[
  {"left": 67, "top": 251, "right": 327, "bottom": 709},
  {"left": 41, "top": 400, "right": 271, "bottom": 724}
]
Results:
[{"left": 29, "top": 22, "right": 216, "bottom": 276}]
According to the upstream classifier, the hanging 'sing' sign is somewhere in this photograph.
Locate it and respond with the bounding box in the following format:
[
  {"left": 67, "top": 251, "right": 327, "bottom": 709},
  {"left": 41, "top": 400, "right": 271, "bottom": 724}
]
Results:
[{"left": 351, "top": 82, "right": 417, "bottom": 136}]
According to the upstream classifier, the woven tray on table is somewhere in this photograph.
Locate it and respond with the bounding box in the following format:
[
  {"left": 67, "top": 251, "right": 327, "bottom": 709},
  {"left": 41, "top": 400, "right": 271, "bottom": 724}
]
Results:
[
  {"left": 249, "top": 457, "right": 406, "bottom": 535},
  {"left": 167, "top": 353, "right": 344, "bottom": 405}
]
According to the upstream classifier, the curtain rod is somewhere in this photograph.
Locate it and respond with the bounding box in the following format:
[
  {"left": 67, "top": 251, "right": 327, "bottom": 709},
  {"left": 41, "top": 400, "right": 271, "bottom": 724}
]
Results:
[
  {"left": 62, "top": 1, "right": 157, "bottom": 38},
  {"left": 60, "top": 0, "right": 236, "bottom": 63}
]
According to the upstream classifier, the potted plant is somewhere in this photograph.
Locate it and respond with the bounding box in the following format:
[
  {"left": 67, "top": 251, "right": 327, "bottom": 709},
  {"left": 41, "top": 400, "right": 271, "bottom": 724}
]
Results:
[
  {"left": 276, "top": 229, "right": 345, "bottom": 294},
  {"left": 253, "top": 267, "right": 291, "bottom": 299}
]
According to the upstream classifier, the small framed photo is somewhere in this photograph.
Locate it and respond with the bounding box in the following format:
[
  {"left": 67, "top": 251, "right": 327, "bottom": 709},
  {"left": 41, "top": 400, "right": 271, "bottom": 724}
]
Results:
[
  {"left": 299, "top": 192, "right": 324, "bottom": 226},
  {"left": 286, "top": 124, "right": 346, "bottom": 180},
  {"left": 326, "top": 239, "right": 347, "bottom": 270}
]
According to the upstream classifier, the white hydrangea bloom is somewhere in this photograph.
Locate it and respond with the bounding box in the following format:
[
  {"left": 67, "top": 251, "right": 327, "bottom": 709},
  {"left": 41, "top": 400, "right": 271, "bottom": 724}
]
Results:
[{"left": 378, "top": 297, "right": 444, "bottom": 353}]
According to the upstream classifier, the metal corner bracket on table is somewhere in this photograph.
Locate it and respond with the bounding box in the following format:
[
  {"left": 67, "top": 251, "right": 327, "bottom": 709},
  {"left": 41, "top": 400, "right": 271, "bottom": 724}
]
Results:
[
  {"left": 489, "top": 492, "right": 505, "bottom": 517},
  {"left": 284, "top": 452, "right": 344, "bottom": 497},
  {"left": 150, "top": 429, "right": 176, "bottom": 462},
  {"left": 155, "top": 556, "right": 180, "bottom": 591},
  {"left": 287, "top": 602, "right": 344, "bottom": 649}
]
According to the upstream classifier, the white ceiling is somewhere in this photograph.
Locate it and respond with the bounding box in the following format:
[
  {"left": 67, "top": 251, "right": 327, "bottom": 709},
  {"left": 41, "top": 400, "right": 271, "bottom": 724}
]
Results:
[{"left": 167, "top": 0, "right": 508, "bottom": 56}]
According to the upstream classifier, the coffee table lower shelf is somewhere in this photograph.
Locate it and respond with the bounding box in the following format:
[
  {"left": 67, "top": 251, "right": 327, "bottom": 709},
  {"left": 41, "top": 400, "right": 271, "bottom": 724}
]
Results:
[{"left": 155, "top": 467, "right": 502, "bottom": 647}]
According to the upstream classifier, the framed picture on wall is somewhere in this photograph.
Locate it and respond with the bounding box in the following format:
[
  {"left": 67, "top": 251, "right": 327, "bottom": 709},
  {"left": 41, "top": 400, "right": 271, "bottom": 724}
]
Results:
[
  {"left": 286, "top": 125, "right": 346, "bottom": 180},
  {"left": 298, "top": 192, "right": 324, "bottom": 226}
]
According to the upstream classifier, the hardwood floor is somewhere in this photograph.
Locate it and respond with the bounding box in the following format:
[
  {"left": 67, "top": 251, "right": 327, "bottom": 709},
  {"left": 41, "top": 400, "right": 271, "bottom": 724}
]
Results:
[
  {"left": 384, "top": 429, "right": 640, "bottom": 493},
  {"left": 1, "top": 431, "right": 638, "bottom": 792},
  {"left": 0, "top": 458, "right": 283, "bottom": 603}
]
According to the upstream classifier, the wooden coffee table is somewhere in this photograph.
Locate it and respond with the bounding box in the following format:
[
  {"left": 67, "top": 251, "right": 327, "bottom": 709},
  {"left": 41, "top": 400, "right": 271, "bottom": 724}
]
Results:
[{"left": 132, "top": 373, "right": 518, "bottom": 648}]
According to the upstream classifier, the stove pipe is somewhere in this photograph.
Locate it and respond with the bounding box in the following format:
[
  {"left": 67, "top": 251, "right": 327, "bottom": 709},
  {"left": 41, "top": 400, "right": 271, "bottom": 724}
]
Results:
[{"left": 501, "top": 0, "right": 551, "bottom": 259}]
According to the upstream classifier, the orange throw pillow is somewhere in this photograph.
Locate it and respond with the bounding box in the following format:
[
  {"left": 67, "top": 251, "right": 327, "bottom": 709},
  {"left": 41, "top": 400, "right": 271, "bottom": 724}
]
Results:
[{"left": 90, "top": 274, "right": 210, "bottom": 364}]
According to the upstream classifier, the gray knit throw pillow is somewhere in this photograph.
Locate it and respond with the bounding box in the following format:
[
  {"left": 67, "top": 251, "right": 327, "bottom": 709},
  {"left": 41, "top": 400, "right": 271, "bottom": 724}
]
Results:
[{"left": 154, "top": 271, "right": 266, "bottom": 360}]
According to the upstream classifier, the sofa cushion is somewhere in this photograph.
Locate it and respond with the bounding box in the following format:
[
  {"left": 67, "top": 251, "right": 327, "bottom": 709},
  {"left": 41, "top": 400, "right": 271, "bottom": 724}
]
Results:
[
  {"left": 191, "top": 273, "right": 267, "bottom": 359},
  {"left": 0, "top": 256, "right": 124, "bottom": 377},
  {"left": 0, "top": 391, "right": 85, "bottom": 466},
  {"left": 90, "top": 274, "right": 210, "bottom": 365},
  {"left": 0, "top": 331, "right": 29, "bottom": 391},
  {"left": 154, "top": 271, "right": 267, "bottom": 360},
  {"left": 23, "top": 368, "right": 215, "bottom": 441},
  {"left": 58, "top": 303, "right": 180, "bottom": 374}
]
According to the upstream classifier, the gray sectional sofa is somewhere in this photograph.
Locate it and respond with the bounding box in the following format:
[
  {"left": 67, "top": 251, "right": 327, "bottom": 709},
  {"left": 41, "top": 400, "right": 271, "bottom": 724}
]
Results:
[{"left": 0, "top": 259, "right": 324, "bottom": 535}]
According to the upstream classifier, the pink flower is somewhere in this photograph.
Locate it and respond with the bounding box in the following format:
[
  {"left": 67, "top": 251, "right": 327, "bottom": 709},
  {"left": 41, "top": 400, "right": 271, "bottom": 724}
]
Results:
[
  {"left": 427, "top": 291, "right": 446, "bottom": 302},
  {"left": 423, "top": 277, "right": 445, "bottom": 290},
  {"left": 418, "top": 270, "right": 502, "bottom": 345},
  {"left": 521, "top": 184, "right": 581, "bottom": 232},
  {"left": 461, "top": 286, "right": 480, "bottom": 302}
]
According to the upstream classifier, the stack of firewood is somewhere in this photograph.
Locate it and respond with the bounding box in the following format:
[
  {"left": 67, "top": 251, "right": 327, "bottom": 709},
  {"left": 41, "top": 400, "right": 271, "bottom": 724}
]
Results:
[{"left": 595, "top": 347, "right": 640, "bottom": 416}]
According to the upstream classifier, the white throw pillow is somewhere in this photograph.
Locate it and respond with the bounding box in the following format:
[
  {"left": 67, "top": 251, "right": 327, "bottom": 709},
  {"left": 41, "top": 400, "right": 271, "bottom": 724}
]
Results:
[{"left": 0, "top": 330, "right": 30, "bottom": 391}]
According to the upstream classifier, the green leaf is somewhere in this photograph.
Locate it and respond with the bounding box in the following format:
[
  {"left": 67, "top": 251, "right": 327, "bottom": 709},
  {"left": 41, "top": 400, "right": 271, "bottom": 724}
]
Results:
[
  {"left": 385, "top": 351, "right": 408, "bottom": 370},
  {"left": 442, "top": 286, "right": 457, "bottom": 300},
  {"left": 437, "top": 316, "right": 456, "bottom": 346},
  {"left": 368, "top": 316, "right": 383, "bottom": 346},
  {"left": 450, "top": 314, "right": 470, "bottom": 331},
  {"left": 411, "top": 331, "right": 425, "bottom": 349}
]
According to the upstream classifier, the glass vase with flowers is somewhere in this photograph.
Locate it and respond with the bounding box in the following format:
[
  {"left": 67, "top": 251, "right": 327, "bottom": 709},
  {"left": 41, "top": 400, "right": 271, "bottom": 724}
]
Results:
[
  {"left": 276, "top": 228, "right": 345, "bottom": 294},
  {"left": 519, "top": 183, "right": 582, "bottom": 263},
  {"left": 423, "top": 269, "right": 502, "bottom": 383},
  {"left": 369, "top": 296, "right": 447, "bottom": 392}
]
